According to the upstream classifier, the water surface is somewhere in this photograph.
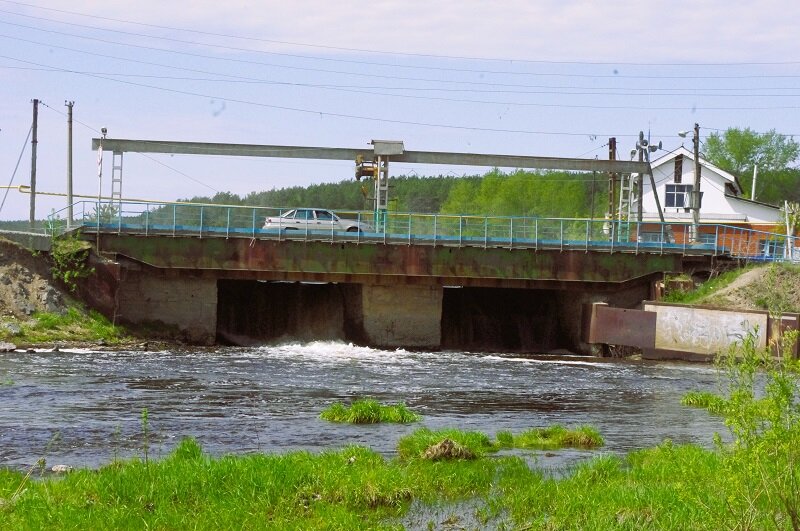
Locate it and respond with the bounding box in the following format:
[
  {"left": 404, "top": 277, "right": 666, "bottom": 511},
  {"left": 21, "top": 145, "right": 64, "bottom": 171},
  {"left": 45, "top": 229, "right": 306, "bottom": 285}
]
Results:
[{"left": 0, "top": 342, "right": 725, "bottom": 471}]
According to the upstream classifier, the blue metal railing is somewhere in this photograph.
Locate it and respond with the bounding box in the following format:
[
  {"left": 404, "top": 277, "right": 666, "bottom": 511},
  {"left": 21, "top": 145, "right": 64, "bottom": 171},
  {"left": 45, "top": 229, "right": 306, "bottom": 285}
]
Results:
[{"left": 45, "top": 200, "right": 800, "bottom": 263}]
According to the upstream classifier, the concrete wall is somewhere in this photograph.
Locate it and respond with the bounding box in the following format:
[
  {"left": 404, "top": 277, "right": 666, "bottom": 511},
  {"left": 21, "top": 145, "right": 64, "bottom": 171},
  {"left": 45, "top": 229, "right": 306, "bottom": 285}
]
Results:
[
  {"left": 585, "top": 301, "right": 800, "bottom": 361},
  {"left": 361, "top": 284, "right": 442, "bottom": 348},
  {"left": 116, "top": 269, "right": 217, "bottom": 344},
  {"left": 643, "top": 302, "right": 768, "bottom": 357}
]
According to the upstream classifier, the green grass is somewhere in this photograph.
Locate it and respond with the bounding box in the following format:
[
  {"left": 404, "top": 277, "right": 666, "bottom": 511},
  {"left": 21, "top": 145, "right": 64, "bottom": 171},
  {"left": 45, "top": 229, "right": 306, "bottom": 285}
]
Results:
[
  {"left": 0, "top": 307, "right": 126, "bottom": 345},
  {"left": 397, "top": 428, "right": 496, "bottom": 460},
  {"left": 396, "top": 425, "right": 603, "bottom": 461},
  {"left": 0, "top": 433, "right": 763, "bottom": 530},
  {"left": 662, "top": 265, "right": 754, "bottom": 304},
  {"left": 496, "top": 424, "right": 605, "bottom": 450},
  {"left": 319, "top": 399, "right": 422, "bottom": 424},
  {"left": 681, "top": 390, "right": 728, "bottom": 415}
]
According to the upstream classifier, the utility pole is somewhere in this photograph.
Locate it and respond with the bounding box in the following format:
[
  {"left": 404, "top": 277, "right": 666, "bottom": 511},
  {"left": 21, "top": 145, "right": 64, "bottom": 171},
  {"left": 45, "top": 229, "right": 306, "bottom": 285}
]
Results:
[
  {"left": 637, "top": 137, "right": 644, "bottom": 223},
  {"left": 691, "top": 123, "right": 701, "bottom": 242},
  {"left": 29, "top": 98, "right": 39, "bottom": 230},
  {"left": 607, "top": 137, "right": 616, "bottom": 223},
  {"left": 66, "top": 100, "right": 74, "bottom": 228}
]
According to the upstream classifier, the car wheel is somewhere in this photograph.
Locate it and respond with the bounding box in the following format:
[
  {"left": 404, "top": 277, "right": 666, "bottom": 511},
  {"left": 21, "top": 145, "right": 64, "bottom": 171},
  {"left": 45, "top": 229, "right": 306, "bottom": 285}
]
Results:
[{"left": 346, "top": 227, "right": 360, "bottom": 233}]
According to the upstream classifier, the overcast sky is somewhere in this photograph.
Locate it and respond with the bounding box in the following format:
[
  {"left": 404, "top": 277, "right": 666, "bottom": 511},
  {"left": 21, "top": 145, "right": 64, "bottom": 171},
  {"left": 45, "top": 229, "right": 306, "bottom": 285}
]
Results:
[{"left": 1, "top": 0, "right": 799, "bottom": 220}]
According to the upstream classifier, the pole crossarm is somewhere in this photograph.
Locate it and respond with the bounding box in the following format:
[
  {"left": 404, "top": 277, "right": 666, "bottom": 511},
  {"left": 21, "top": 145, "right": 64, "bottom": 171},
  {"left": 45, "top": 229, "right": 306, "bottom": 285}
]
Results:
[{"left": 91, "top": 138, "right": 649, "bottom": 174}]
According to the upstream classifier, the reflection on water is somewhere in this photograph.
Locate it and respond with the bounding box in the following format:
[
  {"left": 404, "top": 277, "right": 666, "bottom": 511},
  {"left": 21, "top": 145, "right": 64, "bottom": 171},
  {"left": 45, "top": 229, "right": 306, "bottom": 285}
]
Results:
[{"left": 0, "top": 342, "right": 725, "bottom": 470}]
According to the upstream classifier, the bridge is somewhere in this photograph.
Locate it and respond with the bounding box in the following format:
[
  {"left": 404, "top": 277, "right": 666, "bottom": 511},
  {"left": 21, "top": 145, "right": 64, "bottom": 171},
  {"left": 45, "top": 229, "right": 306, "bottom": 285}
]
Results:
[
  {"left": 5, "top": 134, "right": 789, "bottom": 353},
  {"left": 41, "top": 198, "right": 796, "bottom": 354}
]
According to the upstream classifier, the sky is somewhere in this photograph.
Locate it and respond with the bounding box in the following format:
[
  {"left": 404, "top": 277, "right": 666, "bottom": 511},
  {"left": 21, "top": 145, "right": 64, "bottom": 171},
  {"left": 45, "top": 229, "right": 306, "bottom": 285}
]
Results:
[{"left": 1, "top": 0, "right": 799, "bottom": 220}]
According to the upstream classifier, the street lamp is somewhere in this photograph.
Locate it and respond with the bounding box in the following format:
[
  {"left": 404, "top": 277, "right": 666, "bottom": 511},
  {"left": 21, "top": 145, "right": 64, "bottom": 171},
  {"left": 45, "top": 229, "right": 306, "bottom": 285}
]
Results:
[{"left": 678, "top": 123, "right": 701, "bottom": 242}]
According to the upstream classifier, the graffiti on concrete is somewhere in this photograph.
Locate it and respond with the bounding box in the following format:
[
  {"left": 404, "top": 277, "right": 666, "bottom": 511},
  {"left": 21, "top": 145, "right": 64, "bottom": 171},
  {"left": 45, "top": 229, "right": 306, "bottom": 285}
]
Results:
[{"left": 647, "top": 305, "right": 767, "bottom": 355}]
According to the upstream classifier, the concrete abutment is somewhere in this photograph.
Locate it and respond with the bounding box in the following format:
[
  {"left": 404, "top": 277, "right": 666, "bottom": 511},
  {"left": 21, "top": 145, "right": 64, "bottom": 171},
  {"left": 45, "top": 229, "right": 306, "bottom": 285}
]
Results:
[{"left": 98, "top": 260, "right": 655, "bottom": 353}]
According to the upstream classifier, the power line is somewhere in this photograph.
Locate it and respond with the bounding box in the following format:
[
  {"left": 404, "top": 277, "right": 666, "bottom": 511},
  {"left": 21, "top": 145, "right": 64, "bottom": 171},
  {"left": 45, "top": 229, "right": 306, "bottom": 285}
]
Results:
[
  {"left": 38, "top": 101, "right": 219, "bottom": 193},
  {"left": 5, "top": 63, "right": 800, "bottom": 98},
  {"left": 4, "top": 21, "right": 800, "bottom": 83},
  {"left": 4, "top": 9, "right": 800, "bottom": 81},
  {"left": 0, "top": 56, "right": 647, "bottom": 138},
  {"left": 4, "top": 54, "right": 800, "bottom": 115},
  {"left": 0, "top": 124, "right": 32, "bottom": 214},
  {"left": 3, "top": 0, "right": 800, "bottom": 67}
]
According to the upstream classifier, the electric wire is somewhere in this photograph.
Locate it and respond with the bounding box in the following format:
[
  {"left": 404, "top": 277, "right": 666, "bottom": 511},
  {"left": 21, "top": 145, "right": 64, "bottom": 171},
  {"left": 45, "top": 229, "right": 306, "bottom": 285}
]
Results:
[
  {"left": 3, "top": 0, "right": 800, "bottom": 67},
  {"left": 4, "top": 21, "right": 800, "bottom": 82},
  {"left": 1, "top": 56, "right": 646, "bottom": 138},
  {"left": 4, "top": 63, "right": 800, "bottom": 96},
  {"left": 0, "top": 124, "right": 33, "bottom": 214},
  {"left": 38, "top": 101, "right": 219, "bottom": 193},
  {"left": 3, "top": 9, "right": 800, "bottom": 78}
]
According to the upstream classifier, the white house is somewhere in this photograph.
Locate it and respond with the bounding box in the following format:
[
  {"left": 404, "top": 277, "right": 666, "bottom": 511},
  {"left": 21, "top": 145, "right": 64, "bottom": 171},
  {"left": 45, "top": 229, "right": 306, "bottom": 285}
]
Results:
[{"left": 637, "top": 146, "right": 781, "bottom": 227}]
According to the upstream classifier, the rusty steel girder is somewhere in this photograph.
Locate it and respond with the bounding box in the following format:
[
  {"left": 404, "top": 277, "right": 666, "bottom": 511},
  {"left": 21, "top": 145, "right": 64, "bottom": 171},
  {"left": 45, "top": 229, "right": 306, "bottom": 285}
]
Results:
[{"left": 95, "top": 234, "right": 690, "bottom": 288}]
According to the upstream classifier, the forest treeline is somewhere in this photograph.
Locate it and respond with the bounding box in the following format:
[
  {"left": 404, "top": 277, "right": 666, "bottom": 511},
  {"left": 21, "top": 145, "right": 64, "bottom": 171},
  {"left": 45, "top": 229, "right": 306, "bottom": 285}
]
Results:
[{"left": 178, "top": 169, "right": 612, "bottom": 219}]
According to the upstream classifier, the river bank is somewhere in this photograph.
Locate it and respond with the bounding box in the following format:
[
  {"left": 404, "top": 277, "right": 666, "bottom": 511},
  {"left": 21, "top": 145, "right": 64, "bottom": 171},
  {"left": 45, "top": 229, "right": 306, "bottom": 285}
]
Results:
[{"left": 1, "top": 335, "right": 797, "bottom": 529}]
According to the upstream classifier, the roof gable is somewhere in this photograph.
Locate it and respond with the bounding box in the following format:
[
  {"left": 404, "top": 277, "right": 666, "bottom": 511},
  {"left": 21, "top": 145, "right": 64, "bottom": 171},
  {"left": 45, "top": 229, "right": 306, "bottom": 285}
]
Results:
[{"left": 649, "top": 146, "right": 741, "bottom": 191}]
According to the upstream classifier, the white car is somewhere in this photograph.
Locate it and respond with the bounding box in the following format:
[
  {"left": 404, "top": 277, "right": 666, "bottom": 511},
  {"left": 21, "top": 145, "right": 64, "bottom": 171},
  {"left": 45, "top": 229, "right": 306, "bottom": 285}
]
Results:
[{"left": 263, "top": 208, "right": 371, "bottom": 233}]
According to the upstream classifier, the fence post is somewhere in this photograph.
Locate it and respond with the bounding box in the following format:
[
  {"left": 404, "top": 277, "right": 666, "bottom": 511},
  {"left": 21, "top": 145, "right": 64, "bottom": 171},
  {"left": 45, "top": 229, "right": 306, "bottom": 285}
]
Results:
[{"left": 585, "top": 219, "right": 589, "bottom": 252}]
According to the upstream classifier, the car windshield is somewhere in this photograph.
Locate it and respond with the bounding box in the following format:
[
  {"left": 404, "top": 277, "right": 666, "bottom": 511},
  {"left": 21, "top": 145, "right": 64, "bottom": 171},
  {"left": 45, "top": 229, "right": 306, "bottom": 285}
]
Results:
[{"left": 279, "top": 209, "right": 296, "bottom": 219}]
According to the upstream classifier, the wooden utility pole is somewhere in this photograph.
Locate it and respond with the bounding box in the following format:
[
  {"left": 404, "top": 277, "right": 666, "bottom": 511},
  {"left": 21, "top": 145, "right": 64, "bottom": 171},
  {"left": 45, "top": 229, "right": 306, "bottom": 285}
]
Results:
[
  {"left": 607, "top": 137, "right": 617, "bottom": 222},
  {"left": 691, "top": 123, "right": 701, "bottom": 241},
  {"left": 29, "top": 98, "right": 38, "bottom": 229},
  {"left": 66, "top": 100, "right": 74, "bottom": 228},
  {"left": 637, "top": 139, "right": 644, "bottom": 222}
]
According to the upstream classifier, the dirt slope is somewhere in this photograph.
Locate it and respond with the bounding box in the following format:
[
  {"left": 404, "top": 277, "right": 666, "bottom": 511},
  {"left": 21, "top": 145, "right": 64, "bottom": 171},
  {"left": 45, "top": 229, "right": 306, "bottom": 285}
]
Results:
[
  {"left": 697, "top": 264, "right": 800, "bottom": 314},
  {"left": 0, "top": 238, "right": 68, "bottom": 319}
]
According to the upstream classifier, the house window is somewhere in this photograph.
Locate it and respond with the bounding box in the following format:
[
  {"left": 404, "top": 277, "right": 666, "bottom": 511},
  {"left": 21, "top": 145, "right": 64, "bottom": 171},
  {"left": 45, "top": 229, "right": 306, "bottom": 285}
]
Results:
[
  {"left": 665, "top": 184, "right": 693, "bottom": 208},
  {"left": 673, "top": 154, "right": 683, "bottom": 184}
]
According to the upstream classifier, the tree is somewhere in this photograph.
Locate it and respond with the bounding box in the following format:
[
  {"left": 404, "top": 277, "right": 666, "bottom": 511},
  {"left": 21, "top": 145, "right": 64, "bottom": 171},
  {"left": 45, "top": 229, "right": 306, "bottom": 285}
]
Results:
[{"left": 704, "top": 127, "right": 800, "bottom": 204}]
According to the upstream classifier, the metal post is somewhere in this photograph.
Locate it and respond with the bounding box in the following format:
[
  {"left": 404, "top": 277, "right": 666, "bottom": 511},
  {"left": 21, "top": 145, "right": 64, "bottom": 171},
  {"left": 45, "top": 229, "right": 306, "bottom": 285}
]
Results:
[
  {"left": 637, "top": 143, "right": 644, "bottom": 223},
  {"left": 66, "top": 100, "right": 74, "bottom": 228},
  {"left": 608, "top": 137, "right": 616, "bottom": 223},
  {"left": 691, "top": 123, "right": 702, "bottom": 242},
  {"left": 29, "top": 99, "right": 38, "bottom": 230}
]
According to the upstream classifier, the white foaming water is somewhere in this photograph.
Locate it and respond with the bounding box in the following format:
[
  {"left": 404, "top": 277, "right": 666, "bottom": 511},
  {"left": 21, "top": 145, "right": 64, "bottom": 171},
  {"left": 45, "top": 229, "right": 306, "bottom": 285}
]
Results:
[{"left": 256, "top": 340, "right": 420, "bottom": 365}]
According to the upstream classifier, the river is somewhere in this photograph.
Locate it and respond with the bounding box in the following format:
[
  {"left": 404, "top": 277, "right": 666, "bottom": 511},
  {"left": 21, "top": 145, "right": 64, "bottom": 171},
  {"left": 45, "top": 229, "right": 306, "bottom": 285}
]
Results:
[{"left": 0, "top": 342, "right": 726, "bottom": 471}]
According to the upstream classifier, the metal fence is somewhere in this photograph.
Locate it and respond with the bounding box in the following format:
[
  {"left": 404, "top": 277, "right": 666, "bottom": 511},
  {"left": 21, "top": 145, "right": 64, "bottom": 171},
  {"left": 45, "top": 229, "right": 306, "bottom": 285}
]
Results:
[{"left": 45, "top": 200, "right": 800, "bottom": 262}]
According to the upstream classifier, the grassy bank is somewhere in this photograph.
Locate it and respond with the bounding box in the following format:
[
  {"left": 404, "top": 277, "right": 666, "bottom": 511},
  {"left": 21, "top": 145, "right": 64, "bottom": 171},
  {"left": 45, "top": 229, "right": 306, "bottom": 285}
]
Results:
[
  {"left": 0, "top": 431, "right": 721, "bottom": 530},
  {"left": 0, "top": 307, "right": 129, "bottom": 347},
  {"left": 0, "top": 432, "right": 774, "bottom": 530},
  {"left": 664, "top": 262, "right": 800, "bottom": 313}
]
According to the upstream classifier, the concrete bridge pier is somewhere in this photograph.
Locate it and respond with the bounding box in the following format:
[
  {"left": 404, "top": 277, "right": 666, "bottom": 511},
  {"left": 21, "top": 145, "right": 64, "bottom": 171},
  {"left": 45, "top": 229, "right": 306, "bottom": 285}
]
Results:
[
  {"left": 357, "top": 284, "right": 443, "bottom": 348},
  {"left": 82, "top": 254, "right": 656, "bottom": 353}
]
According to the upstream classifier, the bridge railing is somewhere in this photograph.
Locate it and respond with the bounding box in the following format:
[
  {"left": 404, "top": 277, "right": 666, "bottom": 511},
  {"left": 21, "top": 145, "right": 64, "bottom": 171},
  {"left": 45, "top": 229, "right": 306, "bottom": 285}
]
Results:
[{"left": 46, "top": 200, "right": 800, "bottom": 262}]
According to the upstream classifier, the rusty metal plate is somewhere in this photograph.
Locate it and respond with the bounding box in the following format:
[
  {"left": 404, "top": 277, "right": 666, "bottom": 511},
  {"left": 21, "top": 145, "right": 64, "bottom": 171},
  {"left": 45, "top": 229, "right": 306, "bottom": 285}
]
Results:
[{"left": 587, "top": 305, "right": 656, "bottom": 348}]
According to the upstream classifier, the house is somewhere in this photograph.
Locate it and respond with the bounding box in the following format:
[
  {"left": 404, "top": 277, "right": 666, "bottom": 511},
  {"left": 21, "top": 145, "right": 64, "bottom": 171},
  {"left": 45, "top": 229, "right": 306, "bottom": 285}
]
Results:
[{"left": 632, "top": 146, "right": 794, "bottom": 257}]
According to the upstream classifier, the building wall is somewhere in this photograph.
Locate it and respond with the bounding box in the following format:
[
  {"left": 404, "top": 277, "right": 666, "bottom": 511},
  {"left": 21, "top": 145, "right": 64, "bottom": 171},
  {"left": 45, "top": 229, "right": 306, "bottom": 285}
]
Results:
[{"left": 639, "top": 150, "right": 780, "bottom": 224}]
